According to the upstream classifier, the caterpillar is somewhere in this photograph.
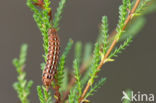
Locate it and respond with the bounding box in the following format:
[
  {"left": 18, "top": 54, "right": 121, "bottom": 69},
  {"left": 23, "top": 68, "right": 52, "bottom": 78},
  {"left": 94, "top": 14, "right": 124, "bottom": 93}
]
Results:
[{"left": 42, "top": 28, "right": 60, "bottom": 89}]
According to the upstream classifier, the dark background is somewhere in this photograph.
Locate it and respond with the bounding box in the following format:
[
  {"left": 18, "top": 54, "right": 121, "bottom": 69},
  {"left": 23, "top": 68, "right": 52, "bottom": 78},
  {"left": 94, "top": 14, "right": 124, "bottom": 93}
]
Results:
[{"left": 0, "top": 0, "right": 156, "bottom": 103}]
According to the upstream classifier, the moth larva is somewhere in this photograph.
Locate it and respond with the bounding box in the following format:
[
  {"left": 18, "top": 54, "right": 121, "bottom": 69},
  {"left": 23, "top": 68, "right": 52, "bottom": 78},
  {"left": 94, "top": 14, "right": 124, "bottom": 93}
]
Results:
[{"left": 42, "top": 28, "right": 60, "bottom": 89}]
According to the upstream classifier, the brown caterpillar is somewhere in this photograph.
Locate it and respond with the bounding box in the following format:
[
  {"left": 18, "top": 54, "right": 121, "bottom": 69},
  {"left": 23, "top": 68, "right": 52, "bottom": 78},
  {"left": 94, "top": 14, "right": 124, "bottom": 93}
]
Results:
[{"left": 42, "top": 28, "right": 60, "bottom": 89}]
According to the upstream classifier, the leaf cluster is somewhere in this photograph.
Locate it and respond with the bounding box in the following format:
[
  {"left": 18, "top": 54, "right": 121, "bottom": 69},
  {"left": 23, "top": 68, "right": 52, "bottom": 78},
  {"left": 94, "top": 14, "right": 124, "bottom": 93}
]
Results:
[
  {"left": 37, "top": 86, "right": 53, "bottom": 103},
  {"left": 13, "top": 44, "right": 33, "bottom": 103}
]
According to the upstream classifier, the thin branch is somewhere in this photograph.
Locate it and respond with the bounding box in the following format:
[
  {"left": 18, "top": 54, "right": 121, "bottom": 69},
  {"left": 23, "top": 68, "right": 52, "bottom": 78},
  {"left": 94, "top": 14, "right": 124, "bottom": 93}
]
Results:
[
  {"left": 79, "top": 0, "right": 141, "bottom": 102},
  {"left": 62, "top": 30, "right": 117, "bottom": 102},
  {"left": 62, "top": 63, "right": 88, "bottom": 102},
  {"left": 109, "top": 0, "right": 141, "bottom": 40}
]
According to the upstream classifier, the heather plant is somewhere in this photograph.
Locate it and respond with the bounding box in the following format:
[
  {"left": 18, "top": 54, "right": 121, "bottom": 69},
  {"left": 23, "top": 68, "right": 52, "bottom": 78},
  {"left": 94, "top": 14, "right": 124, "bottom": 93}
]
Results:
[{"left": 13, "top": 0, "right": 156, "bottom": 103}]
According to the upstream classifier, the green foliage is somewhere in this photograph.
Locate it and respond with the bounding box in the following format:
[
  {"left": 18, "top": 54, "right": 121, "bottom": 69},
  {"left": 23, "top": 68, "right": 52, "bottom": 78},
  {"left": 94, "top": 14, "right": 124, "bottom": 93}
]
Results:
[
  {"left": 26, "top": 9, "right": 52, "bottom": 103},
  {"left": 60, "top": 69, "right": 68, "bottom": 92},
  {"left": 80, "top": 43, "right": 93, "bottom": 87},
  {"left": 80, "top": 70, "right": 90, "bottom": 87},
  {"left": 100, "top": 16, "right": 109, "bottom": 55},
  {"left": 116, "top": 0, "right": 129, "bottom": 40},
  {"left": 13, "top": 44, "right": 28, "bottom": 71},
  {"left": 13, "top": 44, "right": 33, "bottom": 103},
  {"left": 120, "top": 16, "right": 146, "bottom": 41},
  {"left": 109, "top": 37, "right": 132, "bottom": 58},
  {"left": 15, "top": 0, "right": 156, "bottom": 103},
  {"left": 27, "top": 0, "right": 51, "bottom": 62},
  {"left": 109, "top": 0, "right": 155, "bottom": 43},
  {"left": 37, "top": 86, "right": 45, "bottom": 103},
  {"left": 135, "top": 0, "right": 152, "bottom": 16},
  {"left": 68, "top": 43, "right": 93, "bottom": 102},
  {"left": 40, "top": 62, "right": 46, "bottom": 71},
  {"left": 127, "top": 0, "right": 132, "bottom": 10},
  {"left": 44, "top": 0, "right": 51, "bottom": 11},
  {"left": 82, "top": 43, "right": 92, "bottom": 63},
  {"left": 57, "top": 39, "right": 73, "bottom": 86},
  {"left": 68, "top": 86, "right": 79, "bottom": 103},
  {"left": 73, "top": 59, "right": 82, "bottom": 97},
  {"left": 143, "top": 0, "right": 156, "bottom": 14},
  {"left": 85, "top": 77, "right": 107, "bottom": 99},
  {"left": 119, "top": 0, "right": 156, "bottom": 42},
  {"left": 53, "top": 0, "right": 67, "bottom": 30},
  {"left": 74, "top": 41, "right": 82, "bottom": 68},
  {"left": 43, "top": 86, "right": 52, "bottom": 103},
  {"left": 75, "top": 43, "right": 92, "bottom": 87},
  {"left": 37, "top": 86, "right": 53, "bottom": 103},
  {"left": 88, "top": 43, "right": 101, "bottom": 85}
]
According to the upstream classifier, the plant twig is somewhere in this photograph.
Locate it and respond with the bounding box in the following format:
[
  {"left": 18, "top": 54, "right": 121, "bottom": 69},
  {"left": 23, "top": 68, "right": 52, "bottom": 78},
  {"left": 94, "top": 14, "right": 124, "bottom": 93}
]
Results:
[
  {"left": 13, "top": 44, "right": 33, "bottom": 103},
  {"left": 62, "top": 62, "right": 88, "bottom": 102},
  {"left": 33, "top": 0, "right": 52, "bottom": 21},
  {"left": 54, "top": 78, "right": 61, "bottom": 103},
  {"left": 79, "top": 0, "right": 141, "bottom": 102},
  {"left": 109, "top": 0, "right": 141, "bottom": 40}
]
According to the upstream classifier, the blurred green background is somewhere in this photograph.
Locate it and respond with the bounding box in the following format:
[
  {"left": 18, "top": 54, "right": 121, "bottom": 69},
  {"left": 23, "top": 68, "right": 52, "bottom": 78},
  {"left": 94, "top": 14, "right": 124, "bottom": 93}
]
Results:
[{"left": 0, "top": 0, "right": 155, "bottom": 102}]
